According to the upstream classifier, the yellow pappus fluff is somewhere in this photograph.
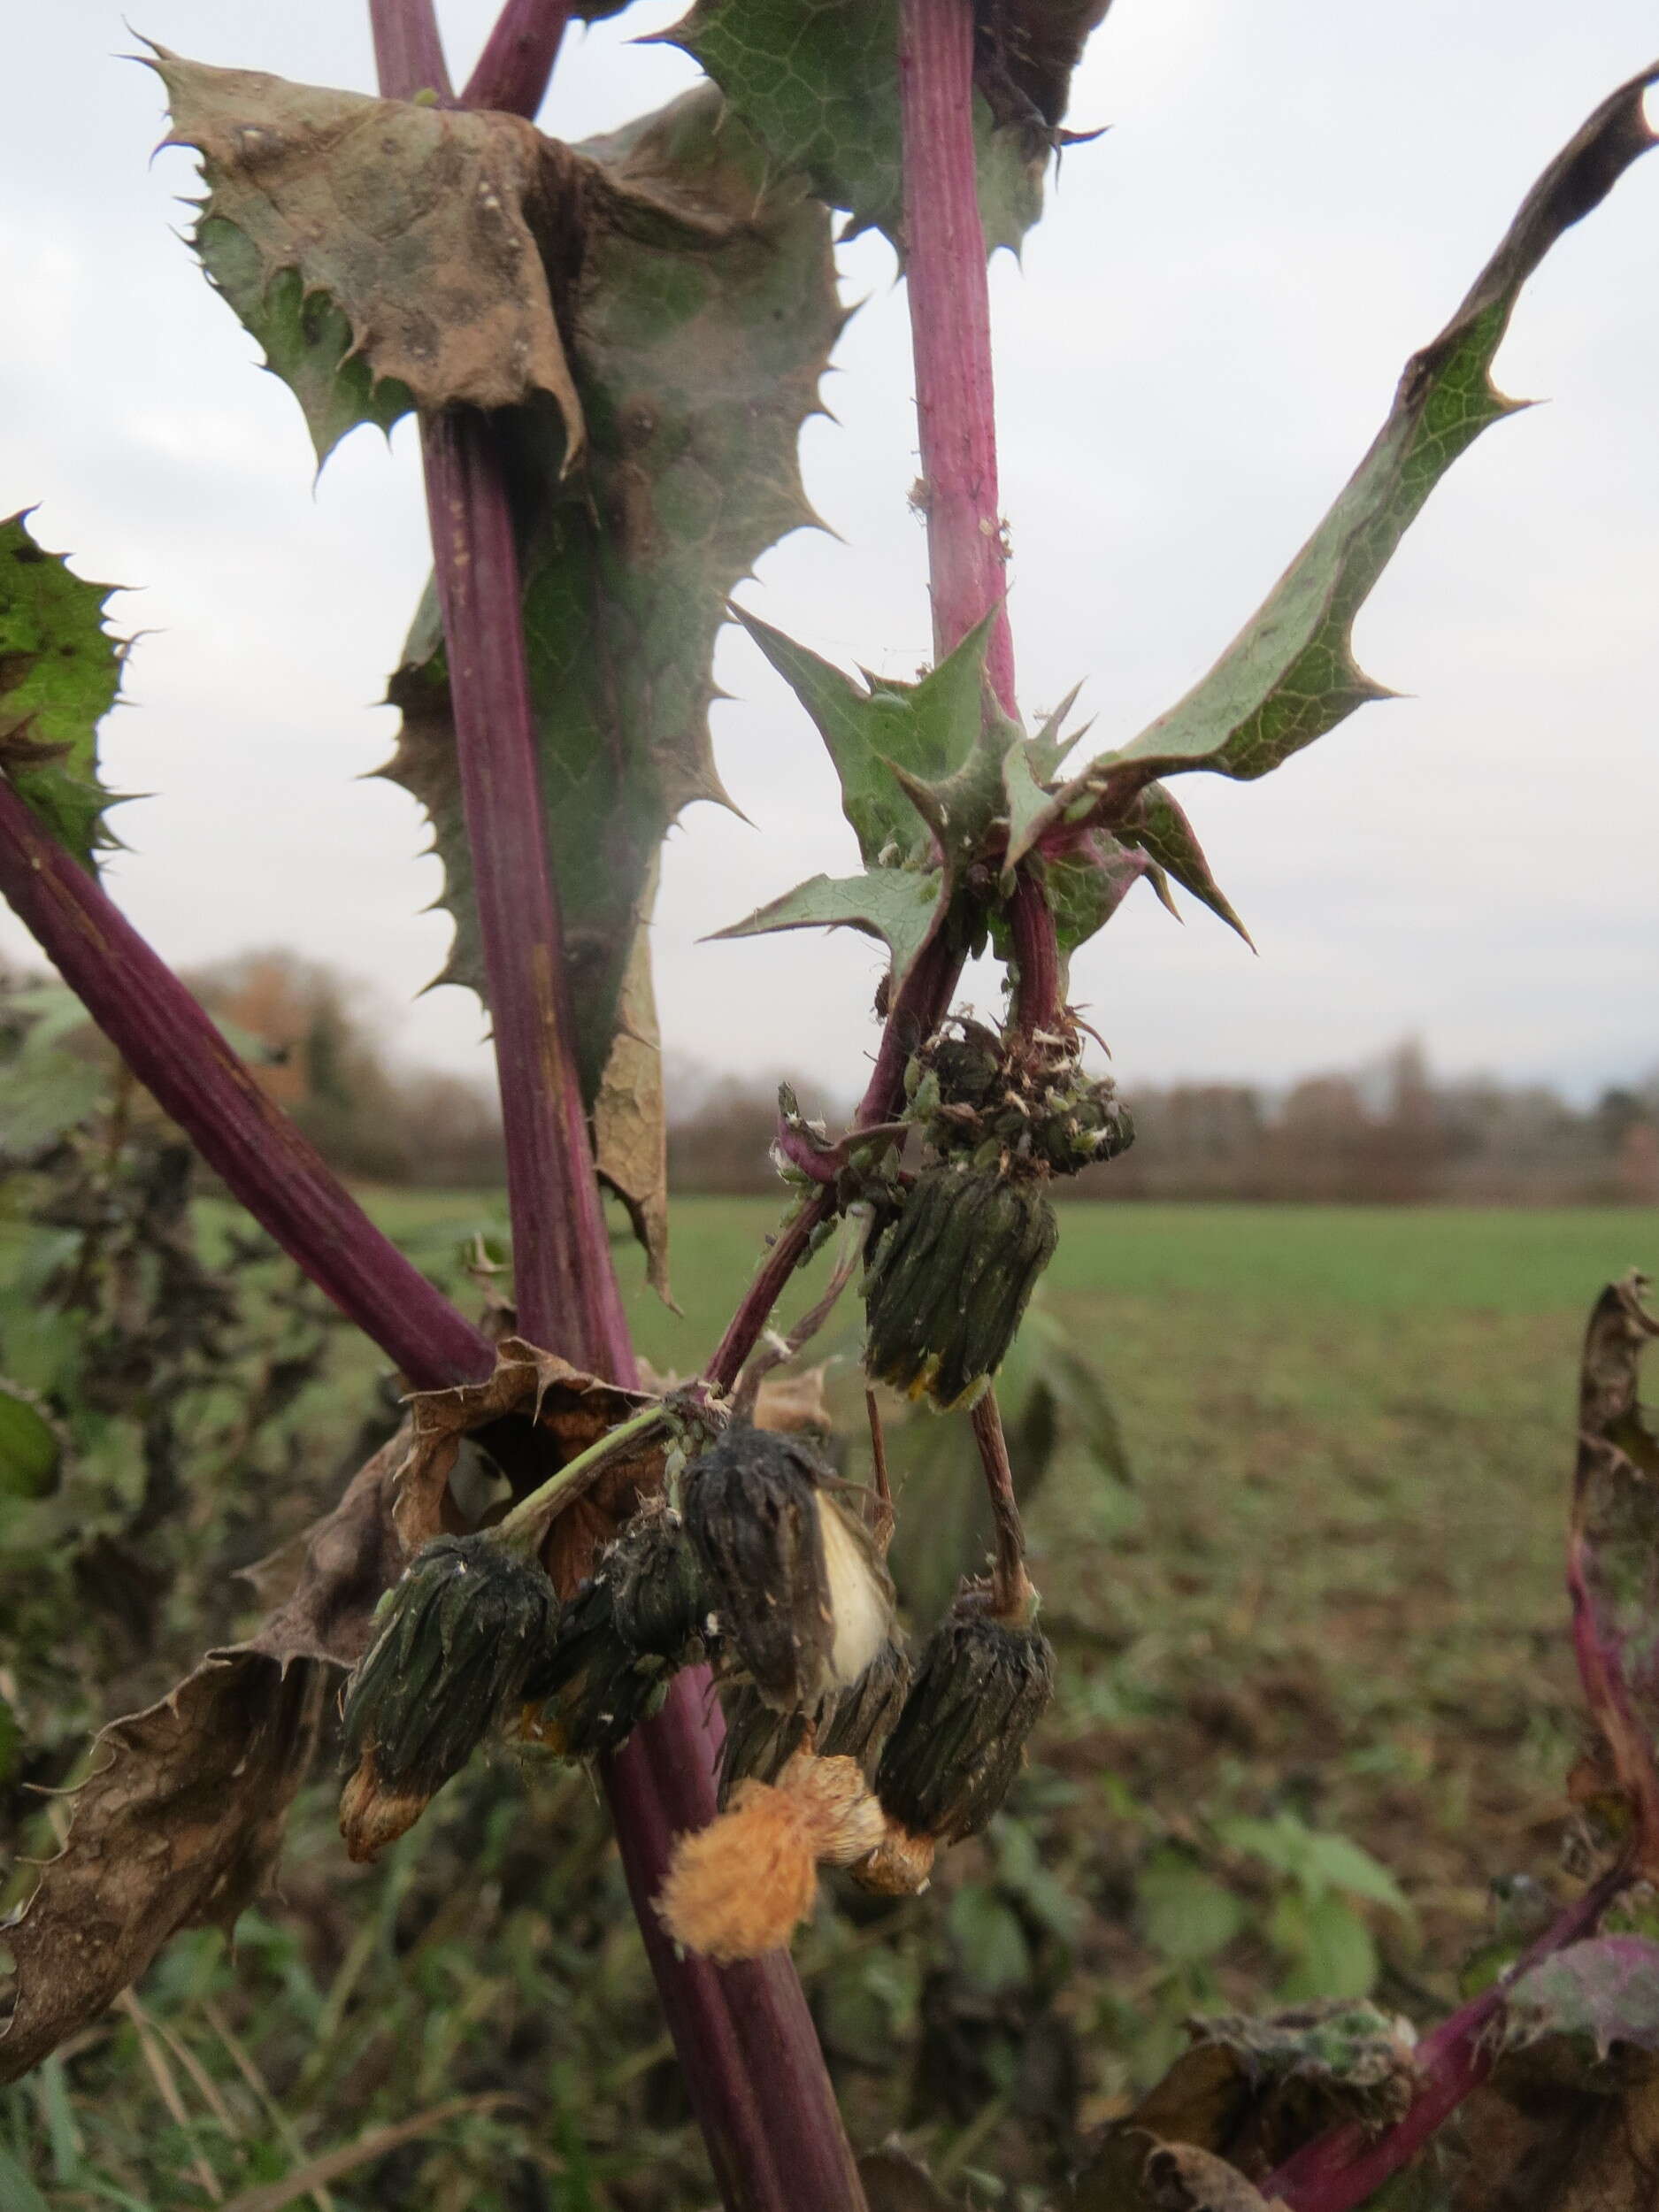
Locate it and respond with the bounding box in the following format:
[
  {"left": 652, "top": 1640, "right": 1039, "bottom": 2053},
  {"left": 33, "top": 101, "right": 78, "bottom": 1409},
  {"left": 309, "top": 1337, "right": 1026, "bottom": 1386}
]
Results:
[{"left": 657, "top": 1752, "right": 887, "bottom": 1962}]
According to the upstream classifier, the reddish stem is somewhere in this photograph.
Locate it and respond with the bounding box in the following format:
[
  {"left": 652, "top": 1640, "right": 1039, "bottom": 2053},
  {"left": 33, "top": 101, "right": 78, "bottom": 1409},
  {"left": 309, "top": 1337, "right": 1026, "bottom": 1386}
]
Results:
[
  {"left": 462, "top": 0, "right": 571, "bottom": 114},
  {"left": 970, "top": 1391, "right": 1032, "bottom": 1617},
  {"left": 375, "top": 11, "right": 868, "bottom": 2207},
  {"left": 0, "top": 778, "right": 493, "bottom": 1389},
  {"left": 898, "top": 0, "right": 1015, "bottom": 711},
  {"left": 368, "top": 0, "right": 451, "bottom": 100},
  {"left": 418, "top": 410, "right": 633, "bottom": 1380},
  {"left": 1008, "top": 864, "right": 1063, "bottom": 1037},
  {"left": 1267, "top": 1861, "right": 1630, "bottom": 2211}
]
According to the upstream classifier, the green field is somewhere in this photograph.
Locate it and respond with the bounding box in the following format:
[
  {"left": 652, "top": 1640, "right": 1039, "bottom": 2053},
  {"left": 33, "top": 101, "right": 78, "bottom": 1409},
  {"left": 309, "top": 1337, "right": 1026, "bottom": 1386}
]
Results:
[{"left": 6, "top": 1192, "right": 1655, "bottom": 2204}]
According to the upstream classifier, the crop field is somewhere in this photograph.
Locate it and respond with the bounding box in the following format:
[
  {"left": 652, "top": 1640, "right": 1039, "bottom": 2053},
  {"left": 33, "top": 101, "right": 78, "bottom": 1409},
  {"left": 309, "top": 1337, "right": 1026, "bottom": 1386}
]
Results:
[{"left": 5, "top": 1192, "right": 1654, "bottom": 2206}]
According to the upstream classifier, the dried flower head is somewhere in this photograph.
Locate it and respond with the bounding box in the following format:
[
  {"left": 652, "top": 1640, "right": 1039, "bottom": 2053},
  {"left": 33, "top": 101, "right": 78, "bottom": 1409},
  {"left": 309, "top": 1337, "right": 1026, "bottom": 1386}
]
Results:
[
  {"left": 863, "top": 1160, "right": 1058, "bottom": 1409},
  {"left": 340, "top": 1532, "right": 557, "bottom": 1861},
  {"left": 527, "top": 1499, "right": 705, "bottom": 1760},
  {"left": 718, "top": 1632, "right": 910, "bottom": 1808},
  {"left": 657, "top": 1751, "right": 887, "bottom": 1962},
  {"left": 685, "top": 1428, "right": 894, "bottom": 1710},
  {"left": 875, "top": 1587, "right": 1055, "bottom": 1845}
]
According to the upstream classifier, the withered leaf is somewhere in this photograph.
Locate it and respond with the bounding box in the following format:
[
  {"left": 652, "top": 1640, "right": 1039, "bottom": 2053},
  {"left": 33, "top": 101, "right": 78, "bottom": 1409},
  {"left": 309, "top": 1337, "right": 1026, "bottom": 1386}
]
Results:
[
  {"left": 1567, "top": 1274, "right": 1659, "bottom": 1876},
  {"left": 153, "top": 50, "right": 587, "bottom": 465},
  {"left": 1067, "top": 2131, "right": 1286, "bottom": 2212},
  {"left": 0, "top": 1653, "right": 322, "bottom": 2084},
  {"left": 1, "top": 1431, "right": 413, "bottom": 2083},
  {"left": 393, "top": 1336, "right": 655, "bottom": 1590}
]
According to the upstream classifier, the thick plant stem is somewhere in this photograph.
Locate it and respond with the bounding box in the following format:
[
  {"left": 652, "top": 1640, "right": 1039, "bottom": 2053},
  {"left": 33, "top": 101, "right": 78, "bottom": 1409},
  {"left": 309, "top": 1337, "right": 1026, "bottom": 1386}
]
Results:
[
  {"left": 418, "top": 409, "right": 633, "bottom": 1380},
  {"left": 375, "top": 9, "right": 868, "bottom": 2206},
  {"left": 1267, "top": 1860, "right": 1630, "bottom": 2211},
  {"left": 368, "top": 0, "right": 451, "bottom": 101},
  {"left": 463, "top": 0, "right": 570, "bottom": 113},
  {"left": 1008, "top": 866, "right": 1064, "bottom": 1036},
  {"left": 0, "top": 778, "right": 493, "bottom": 1389},
  {"left": 898, "top": 0, "right": 1015, "bottom": 711}
]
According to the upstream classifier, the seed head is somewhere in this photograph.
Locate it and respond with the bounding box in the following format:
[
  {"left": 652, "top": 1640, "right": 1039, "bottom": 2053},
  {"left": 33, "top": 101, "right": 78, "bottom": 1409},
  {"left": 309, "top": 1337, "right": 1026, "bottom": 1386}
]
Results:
[
  {"left": 863, "top": 1160, "right": 1057, "bottom": 1409},
  {"left": 657, "top": 1751, "right": 887, "bottom": 1962},
  {"left": 340, "top": 1532, "right": 557, "bottom": 1860},
  {"left": 684, "top": 1429, "right": 894, "bottom": 1711},
  {"left": 875, "top": 1587, "right": 1055, "bottom": 1845}
]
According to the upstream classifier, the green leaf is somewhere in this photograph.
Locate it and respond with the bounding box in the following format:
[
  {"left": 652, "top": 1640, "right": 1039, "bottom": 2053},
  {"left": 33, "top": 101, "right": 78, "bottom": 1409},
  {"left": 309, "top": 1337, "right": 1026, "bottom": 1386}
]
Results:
[
  {"left": 732, "top": 605, "right": 1000, "bottom": 873},
  {"left": 386, "top": 88, "right": 841, "bottom": 1293},
  {"left": 714, "top": 864, "right": 945, "bottom": 989},
  {"left": 1270, "top": 1892, "right": 1379, "bottom": 2002},
  {"left": 1049, "top": 61, "right": 1659, "bottom": 813},
  {"left": 1136, "top": 1848, "right": 1247, "bottom": 1965},
  {"left": 665, "top": 0, "right": 1082, "bottom": 256},
  {"left": 1115, "top": 784, "right": 1252, "bottom": 948},
  {"left": 948, "top": 1882, "right": 1031, "bottom": 1993},
  {"left": 0, "top": 513, "right": 125, "bottom": 865},
  {"left": 0, "top": 1383, "right": 63, "bottom": 1502},
  {"left": 155, "top": 50, "right": 585, "bottom": 465},
  {"left": 1218, "top": 1812, "right": 1407, "bottom": 1915}
]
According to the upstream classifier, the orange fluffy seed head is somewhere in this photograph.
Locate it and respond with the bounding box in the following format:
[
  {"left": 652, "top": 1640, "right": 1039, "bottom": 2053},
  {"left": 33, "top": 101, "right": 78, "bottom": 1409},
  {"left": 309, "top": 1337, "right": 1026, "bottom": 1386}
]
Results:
[
  {"left": 850, "top": 1823, "right": 936, "bottom": 1897},
  {"left": 776, "top": 1750, "right": 887, "bottom": 1867},
  {"left": 657, "top": 1779, "right": 819, "bottom": 1963}
]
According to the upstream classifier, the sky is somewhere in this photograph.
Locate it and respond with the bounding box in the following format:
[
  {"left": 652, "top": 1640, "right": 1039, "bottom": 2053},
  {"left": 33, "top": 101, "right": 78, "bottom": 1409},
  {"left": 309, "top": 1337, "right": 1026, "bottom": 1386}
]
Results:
[{"left": 2, "top": 3, "right": 1655, "bottom": 1110}]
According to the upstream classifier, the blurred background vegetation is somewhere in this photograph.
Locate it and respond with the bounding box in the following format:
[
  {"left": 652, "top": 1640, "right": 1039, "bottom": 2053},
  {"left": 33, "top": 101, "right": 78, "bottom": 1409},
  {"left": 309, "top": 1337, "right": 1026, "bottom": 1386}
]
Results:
[{"left": 2, "top": 960, "right": 1655, "bottom": 2208}]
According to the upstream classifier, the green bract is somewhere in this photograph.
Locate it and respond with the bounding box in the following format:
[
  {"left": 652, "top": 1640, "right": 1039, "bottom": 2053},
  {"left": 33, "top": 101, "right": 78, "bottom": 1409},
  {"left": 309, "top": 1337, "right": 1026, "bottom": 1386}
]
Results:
[{"left": 863, "top": 1161, "right": 1058, "bottom": 1411}]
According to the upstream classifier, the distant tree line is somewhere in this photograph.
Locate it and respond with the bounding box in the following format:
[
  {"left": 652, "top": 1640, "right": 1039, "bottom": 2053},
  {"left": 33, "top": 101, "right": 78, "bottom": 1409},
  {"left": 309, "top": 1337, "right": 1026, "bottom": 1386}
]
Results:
[
  {"left": 671, "top": 1040, "right": 1659, "bottom": 1206},
  {"left": 12, "top": 950, "right": 1654, "bottom": 1202}
]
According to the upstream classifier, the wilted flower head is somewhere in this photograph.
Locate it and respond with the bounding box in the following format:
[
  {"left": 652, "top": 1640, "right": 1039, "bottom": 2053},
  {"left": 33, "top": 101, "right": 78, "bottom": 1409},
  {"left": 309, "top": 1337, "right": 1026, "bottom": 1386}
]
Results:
[
  {"left": 874, "top": 1586, "right": 1055, "bottom": 1847},
  {"left": 718, "top": 1632, "right": 910, "bottom": 1808},
  {"left": 527, "top": 1499, "right": 705, "bottom": 1760},
  {"left": 340, "top": 1532, "right": 557, "bottom": 1861},
  {"left": 862, "top": 1160, "right": 1057, "bottom": 1409},
  {"left": 684, "top": 1428, "right": 894, "bottom": 1711}
]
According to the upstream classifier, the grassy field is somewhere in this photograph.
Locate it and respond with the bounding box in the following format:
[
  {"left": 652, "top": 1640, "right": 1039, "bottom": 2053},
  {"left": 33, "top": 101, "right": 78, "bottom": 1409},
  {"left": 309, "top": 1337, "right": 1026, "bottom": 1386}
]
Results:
[{"left": 6, "top": 1190, "right": 1655, "bottom": 2206}]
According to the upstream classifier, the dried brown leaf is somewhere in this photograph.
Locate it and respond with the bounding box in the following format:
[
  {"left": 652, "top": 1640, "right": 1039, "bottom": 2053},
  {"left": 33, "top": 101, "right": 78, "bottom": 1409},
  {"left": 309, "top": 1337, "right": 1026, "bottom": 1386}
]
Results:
[
  {"left": 152, "top": 50, "right": 586, "bottom": 462},
  {"left": 1, "top": 1430, "right": 423, "bottom": 2082},
  {"left": 1068, "top": 2131, "right": 1286, "bottom": 2212},
  {"left": 392, "top": 1337, "right": 656, "bottom": 1592},
  {"left": 0, "top": 1653, "right": 322, "bottom": 2083}
]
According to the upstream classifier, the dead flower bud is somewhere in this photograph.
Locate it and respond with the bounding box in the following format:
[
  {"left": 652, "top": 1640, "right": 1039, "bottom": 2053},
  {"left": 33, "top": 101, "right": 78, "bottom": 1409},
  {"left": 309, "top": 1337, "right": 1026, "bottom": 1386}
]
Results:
[
  {"left": 340, "top": 1532, "right": 557, "bottom": 1861},
  {"left": 718, "top": 1632, "right": 910, "bottom": 1808},
  {"left": 527, "top": 1502, "right": 706, "bottom": 1760},
  {"left": 684, "top": 1429, "right": 894, "bottom": 1710},
  {"left": 862, "top": 1160, "right": 1057, "bottom": 1409},
  {"left": 875, "top": 1588, "right": 1055, "bottom": 1847},
  {"left": 657, "top": 1751, "right": 887, "bottom": 1962}
]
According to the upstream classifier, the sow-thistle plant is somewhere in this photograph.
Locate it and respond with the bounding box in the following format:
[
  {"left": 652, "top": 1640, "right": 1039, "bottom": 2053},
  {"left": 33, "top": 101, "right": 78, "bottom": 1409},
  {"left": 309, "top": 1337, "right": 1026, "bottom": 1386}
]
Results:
[{"left": 3, "top": 3, "right": 1658, "bottom": 2207}]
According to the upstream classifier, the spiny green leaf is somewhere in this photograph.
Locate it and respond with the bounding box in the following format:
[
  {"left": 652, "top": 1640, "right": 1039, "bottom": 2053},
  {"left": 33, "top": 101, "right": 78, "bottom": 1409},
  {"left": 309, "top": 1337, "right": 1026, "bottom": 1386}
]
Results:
[
  {"left": 0, "top": 513, "right": 125, "bottom": 867},
  {"left": 1116, "top": 784, "right": 1252, "bottom": 947},
  {"left": 154, "top": 49, "right": 586, "bottom": 465},
  {"left": 714, "top": 864, "right": 945, "bottom": 989},
  {"left": 732, "top": 605, "right": 998, "bottom": 871},
  {"left": 386, "top": 88, "right": 841, "bottom": 1294},
  {"left": 665, "top": 0, "right": 1079, "bottom": 256},
  {"left": 1048, "top": 60, "right": 1659, "bottom": 818}
]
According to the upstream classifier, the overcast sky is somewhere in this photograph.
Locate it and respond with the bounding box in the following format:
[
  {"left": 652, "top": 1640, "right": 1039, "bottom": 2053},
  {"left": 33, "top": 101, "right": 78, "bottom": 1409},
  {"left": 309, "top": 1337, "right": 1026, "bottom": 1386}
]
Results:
[{"left": 3, "top": 3, "right": 1655, "bottom": 1109}]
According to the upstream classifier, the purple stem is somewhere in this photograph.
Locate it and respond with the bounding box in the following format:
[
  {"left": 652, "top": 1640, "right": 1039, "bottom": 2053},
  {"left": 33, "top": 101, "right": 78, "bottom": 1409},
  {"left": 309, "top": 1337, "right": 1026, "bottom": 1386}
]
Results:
[
  {"left": 898, "top": 0, "right": 1015, "bottom": 713},
  {"left": 462, "top": 0, "right": 571, "bottom": 113},
  {"left": 1267, "top": 1861, "right": 1630, "bottom": 2211},
  {"left": 418, "top": 410, "right": 633, "bottom": 1380},
  {"left": 1007, "top": 864, "right": 1063, "bottom": 1037},
  {"left": 368, "top": 0, "right": 450, "bottom": 102},
  {"left": 374, "top": 11, "right": 868, "bottom": 2205},
  {"left": 0, "top": 777, "right": 493, "bottom": 1389}
]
